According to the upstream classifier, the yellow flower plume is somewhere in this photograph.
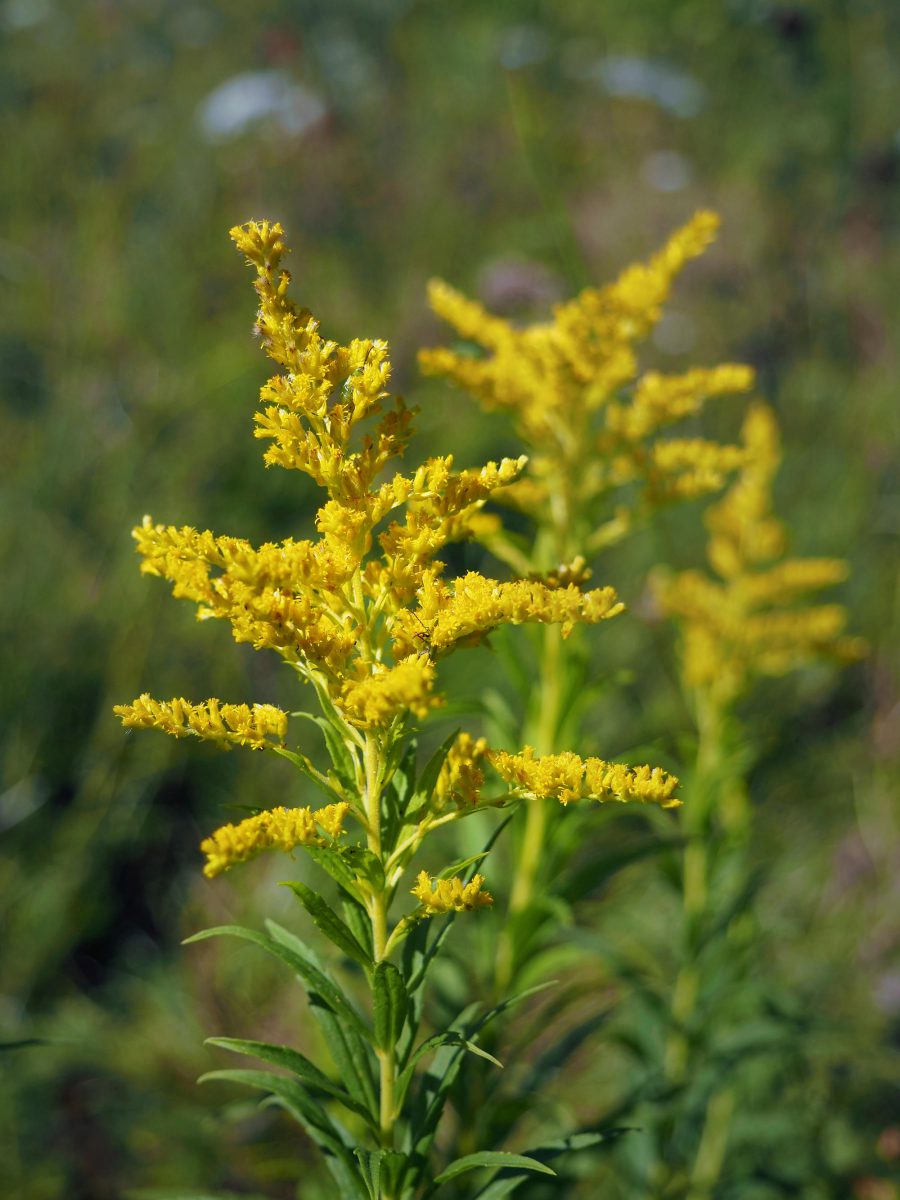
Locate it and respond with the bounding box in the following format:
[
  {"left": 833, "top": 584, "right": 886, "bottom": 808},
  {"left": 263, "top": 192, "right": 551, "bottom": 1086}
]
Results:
[
  {"left": 655, "top": 403, "right": 866, "bottom": 700},
  {"left": 114, "top": 695, "right": 288, "bottom": 751},
  {"left": 411, "top": 871, "right": 494, "bottom": 915},
  {"left": 392, "top": 570, "right": 623, "bottom": 658},
  {"left": 489, "top": 746, "right": 680, "bottom": 808},
  {"left": 201, "top": 802, "right": 349, "bottom": 878},
  {"left": 119, "top": 222, "right": 629, "bottom": 741},
  {"left": 420, "top": 212, "right": 754, "bottom": 552}
]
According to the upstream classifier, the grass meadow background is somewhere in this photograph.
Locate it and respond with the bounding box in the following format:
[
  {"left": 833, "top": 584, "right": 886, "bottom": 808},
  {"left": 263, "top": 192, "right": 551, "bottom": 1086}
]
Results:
[{"left": 1, "top": 1, "right": 898, "bottom": 1196}]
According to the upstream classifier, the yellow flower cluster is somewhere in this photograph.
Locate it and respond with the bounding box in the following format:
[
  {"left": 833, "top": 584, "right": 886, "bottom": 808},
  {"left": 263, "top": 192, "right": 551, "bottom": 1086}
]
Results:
[
  {"left": 120, "top": 222, "right": 623, "bottom": 741},
  {"left": 489, "top": 746, "right": 681, "bottom": 808},
  {"left": 434, "top": 732, "right": 489, "bottom": 808},
  {"left": 116, "top": 220, "right": 683, "bottom": 883},
  {"left": 391, "top": 570, "right": 623, "bottom": 657},
  {"left": 201, "top": 802, "right": 350, "bottom": 878},
  {"left": 656, "top": 403, "right": 865, "bottom": 700},
  {"left": 339, "top": 656, "right": 440, "bottom": 729},
  {"left": 114, "top": 695, "right": 288, "bottom": 750},
  {"left": 420, "top": 212, "right": 753, "bottom": 550},
  {"left": 411, "top": 871, "right": 494, "bottom": 915}
]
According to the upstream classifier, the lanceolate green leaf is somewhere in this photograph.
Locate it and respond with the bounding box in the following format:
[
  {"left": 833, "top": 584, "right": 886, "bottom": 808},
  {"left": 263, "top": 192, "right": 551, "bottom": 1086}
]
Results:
[
  {"left": 294, "top": 705, "right": 359, "bottom": 795},
  {"left": 271, "top": 745, "right": 346, "bottom": 805},
  {"left": 342, "top": 898, "right": 375, "bottom": 960},
  {"left": 383, "top": 738, "right": 417, "bottom": 837},
  {"left": 432, "top": 1151, "right": 555, "bottom": 1186},
  {"left": 437, "top": 851, "right": 488, "bottom": 881},
  {"left": 183, "top": 925, "right": 371, "bottom": 1041},
  {"left": 263, "top": 920, "right": 378, "bottom": 1112},
  {"left": 282, "top": 881, "right": 372, "bottom": 968},
  {"left": 306, "top": 845, "right": 366, "bottom": 902},
  {"left": 395, "top": 1030, "right": 502, "bottom": 1109},
  {"left": 373, "top": 961, "right": 408, "bottom": 1051},
  {"left": 405, "top": 730, "right": 459, "bottom": 821},
  {"left": 204, "top": 1037, "right": 375, "bottom": 1129},
  {"left": 409, "top": 982, "right": 556, "bottom": 1161},
  {"left": 198, "top": 1069, "right": 368, "bottom": 1199}
]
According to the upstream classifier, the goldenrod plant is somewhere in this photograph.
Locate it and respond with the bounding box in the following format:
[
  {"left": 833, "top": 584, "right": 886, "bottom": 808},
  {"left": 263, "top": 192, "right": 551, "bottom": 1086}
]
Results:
[
  {"left": 420, "top": 212, "right": 753, "bottom": 989},
  {"left": 114, "top": 222, "right": 680, "bottom": 1198},
  {"left": 600, "top": 402, "right": 866, "bottom": 1198},
  {"left": 419, "top": 215, "right": 865, "bottom": 1194}
]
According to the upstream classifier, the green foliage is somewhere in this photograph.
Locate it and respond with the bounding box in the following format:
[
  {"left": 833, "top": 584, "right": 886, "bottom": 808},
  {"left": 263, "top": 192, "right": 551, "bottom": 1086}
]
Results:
[{"left": 3, "top": 1, "right": 897, "bottom": 1198}]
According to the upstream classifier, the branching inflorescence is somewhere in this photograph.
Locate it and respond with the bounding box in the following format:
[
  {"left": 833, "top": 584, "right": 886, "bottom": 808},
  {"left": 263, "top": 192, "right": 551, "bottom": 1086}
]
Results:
[
  {"left": 655, "top": 401, "right": 866, "bottom": 706},
  {"left": 114, "top": 221, "right": 680, "bottom": 1198},
  {"left": 420, "top": 211, "right": 755, "bottom": 568}
]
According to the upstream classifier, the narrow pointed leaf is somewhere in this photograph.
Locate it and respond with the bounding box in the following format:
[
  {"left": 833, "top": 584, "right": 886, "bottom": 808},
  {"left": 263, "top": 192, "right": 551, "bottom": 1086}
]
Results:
[
  {"left": 184, "top": 925, "right": 371, "bottom": 1040},
  {"left": 433, "top": 1152, "right": 555, "bottom": 1185},
  {"left": 411, "top": 982, "right": 555, "bottom": 1159},
  {"left": 271, "top": 746, "right": 345, "bottom": 805},
  {"left": 437, "top": 851, "right": 488, "bottom": 881},
  {"left": 282, "top": 881, "right": 371, "bottom": 968},
  {"left": 264, "top": 920, "right": 378, "bottom": 1112},
  {"left": 405, "top": 730, "right": 459, "bottom": 820},
  {"left": 395, "top": 1031, "right": 502, "bottom": 1109},
  {"left": 306, "top": 845, "right": 365, "bottom": 901},
  {"left": 373, "top": 961, "right": 408, "bottom": 1051},
  {"left": 295, "top": 707, "right": 358, "bottom": 794},
  {"left": 204, "top": 1037, "right": 374, "bottom": 1128},
  {"left": 207, "top": 1074, "right": 369, "bottom": 1200}
]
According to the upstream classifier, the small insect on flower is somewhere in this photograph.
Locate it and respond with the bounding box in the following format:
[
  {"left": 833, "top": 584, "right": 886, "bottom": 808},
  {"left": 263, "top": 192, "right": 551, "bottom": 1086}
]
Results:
[{"left": 410, "top": 610, "right": 437, "bottom": 659}]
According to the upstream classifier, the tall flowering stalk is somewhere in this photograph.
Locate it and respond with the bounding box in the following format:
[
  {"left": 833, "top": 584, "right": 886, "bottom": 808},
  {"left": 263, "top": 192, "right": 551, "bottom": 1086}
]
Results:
[
  {"left": 420, "top": 211, "right": 753, "bottom": 986},
  {"left": 626, "top": 401, "right": 865, "bottom": 1198},
  {"left": 114, "top": 222, "right": 679, "bottom": 1197}
]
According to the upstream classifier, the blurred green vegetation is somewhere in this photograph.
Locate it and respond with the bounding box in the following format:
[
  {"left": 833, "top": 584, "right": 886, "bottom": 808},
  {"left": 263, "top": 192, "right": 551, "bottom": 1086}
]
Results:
[{"left": 1, "top": 0, "right": 898, "bottom": 1197}]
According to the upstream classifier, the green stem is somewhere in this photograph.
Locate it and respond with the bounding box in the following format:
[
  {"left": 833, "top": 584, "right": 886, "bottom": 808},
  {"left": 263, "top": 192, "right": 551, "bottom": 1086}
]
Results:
[
  {"left": 662, "top": 690, "right": 736, "bottom": 1195},
  {"left": 362, "top": 733, "right": 398, "bottom": 1181},
  {"left": 686, "top": 1088, "right": 734, "bottom": 1200},
  {"left": 664, "top": 692, "right": 721, "bottom": 1084},
  {"left": 495, "top": 623, "right": 563, "bottom": 992}
]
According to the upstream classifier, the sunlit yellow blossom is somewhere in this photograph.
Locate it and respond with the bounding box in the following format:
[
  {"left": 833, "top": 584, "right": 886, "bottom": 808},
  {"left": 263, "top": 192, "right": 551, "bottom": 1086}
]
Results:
[
  {"left": 435, "top": 733, "right": 489, "bottom": 808},
  {"left": 656, "top": 403, "right": 866, "bottom": 700},
  {"left": 119, "top": 222, "right": 674, "bottom": 883},
  {"left": 201, "top": 802, "right": 349, "bottom": 878},
  {"left": 604, "top": 366, "right": 755, "bottom": 443},
  {"left": 411, "top": 870, "right": 494, "bottom": 914},
  {"left": 114, "top": 695, "right": 288, "bottom": 750},
  {"left": 638, "top": 438, "right": 750, "bottom": 503},
  {"left": 489, "top": 746, "right": 680, "bottom": 808},
  {"left": 420, "top": 212, "right": 750, "bottom": 555},
  {"left": 392, "top": 570, "right": 623, "bottom": 657},
  {"left": 339, "top": 656, "right": 441, "bottom": 729}
]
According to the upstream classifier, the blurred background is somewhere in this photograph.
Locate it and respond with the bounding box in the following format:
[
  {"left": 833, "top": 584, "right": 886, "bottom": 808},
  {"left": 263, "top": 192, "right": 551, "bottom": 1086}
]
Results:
[{"left": 1, "top": 1, "right": 898, "bottom": 1196}]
